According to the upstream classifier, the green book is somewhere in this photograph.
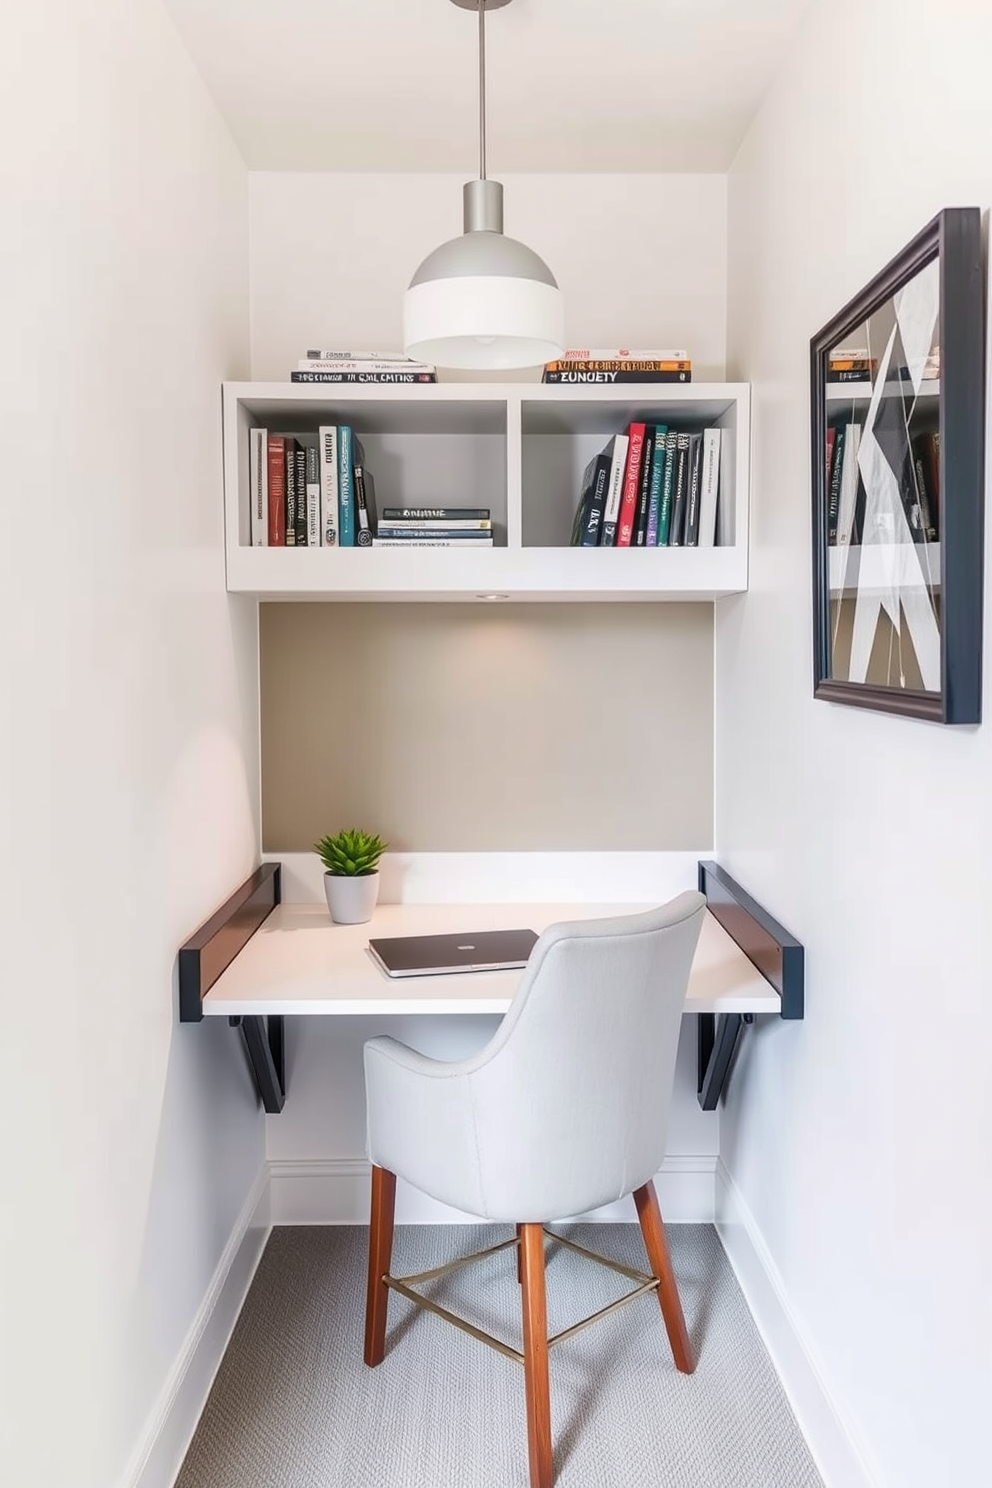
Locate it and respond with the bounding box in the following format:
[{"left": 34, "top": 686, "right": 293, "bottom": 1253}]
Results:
[
  {"left": 646, "top": 425, "right": 668, "bottom": 545},
  {"left": 657, "top": 430, "right": 679, "bottom": 545}
]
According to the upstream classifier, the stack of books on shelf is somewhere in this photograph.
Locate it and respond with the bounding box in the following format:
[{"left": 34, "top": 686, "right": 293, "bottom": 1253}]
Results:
[
  {"left": 570, "top": 421, "right": 722, "bottom": 548},
  {"left": 290, "top": 350, "right": 438, "bottom": 385},
  {"left": 249, "top": 425, "right": 380, "bottom": 547},
  {"left": 373, "top": 509, "right": 493, "bottom": 549},
  {"left": 825, "top": 425, "right": 939, "bottom": 547},
  {"left": 827, "top": 346, "right": 938, "bottom": 384},
  {"left": 542, "top": 348, "right": 691, "bottom": 384}
]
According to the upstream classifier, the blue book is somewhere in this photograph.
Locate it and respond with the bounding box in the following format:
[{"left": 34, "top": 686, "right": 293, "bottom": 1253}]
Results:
[
  {"left": 645, "top": 425, "right": 668, "bottom": 546},
  {"left": 338, "top": 425, "right": 355, "bottom": 547}
]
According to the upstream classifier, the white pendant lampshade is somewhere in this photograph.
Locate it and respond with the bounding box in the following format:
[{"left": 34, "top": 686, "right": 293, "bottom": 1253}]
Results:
[{"left": 403, "top": 0, "right": 564, "bottom": 370}]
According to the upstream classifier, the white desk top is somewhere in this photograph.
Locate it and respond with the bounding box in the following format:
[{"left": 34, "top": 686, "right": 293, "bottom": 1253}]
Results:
[{"left": 201, "top": 902, "right": 779, "bottom": 1018}]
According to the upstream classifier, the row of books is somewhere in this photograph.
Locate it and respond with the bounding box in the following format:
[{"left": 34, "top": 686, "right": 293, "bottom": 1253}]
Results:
[
  {"left": 826, "top": 423, "right": 940, "bottom": 546},
  {"left": 250, "top": 426, "right": 378, "bottom": 547},
  {"left": 827, "top": 344, "right": 940, "bottom": 384},
  {"left": 290, "top": 350, "right": 438, "bottom": 385},
  {"left": 571, "top": 421, "right": 722, "bottom": 548},
  {"left": 543, "top": 347, "right": 692, "bottom": 385}
]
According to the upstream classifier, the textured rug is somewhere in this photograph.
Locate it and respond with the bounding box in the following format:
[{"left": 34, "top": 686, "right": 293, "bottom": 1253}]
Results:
[{"left": 176, "top": 1224, "right": 822, "bottom": 1488}]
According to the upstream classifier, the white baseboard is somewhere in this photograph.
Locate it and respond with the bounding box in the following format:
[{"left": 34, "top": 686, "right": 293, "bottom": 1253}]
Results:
[
  {"left": 122, "top": 1167, "right": 271, "bottom": 1488},
  {"left": 269, "top": 1154, "right": 717, "bottom": 1226},
  {"left": 715, "top": 1159, "right": 879, "bottom": 1488}
]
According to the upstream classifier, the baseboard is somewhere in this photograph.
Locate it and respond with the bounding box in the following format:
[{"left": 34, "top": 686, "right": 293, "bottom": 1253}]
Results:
[
  {"left": 715, "top": 1159, "right": 879, "bottom": 1488},
  {"left": 122, "top": 1166, "right": 271, "bottom": 1488},
  {"left": 269, "top": 1154, "right": 717, "bottom": 1225}
]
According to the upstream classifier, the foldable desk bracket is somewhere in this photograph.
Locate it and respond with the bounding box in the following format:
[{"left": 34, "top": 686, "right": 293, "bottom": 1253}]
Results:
[
  {"left": 177, "top": 863, "right": 285, "bottom": 1113},
  {"left": 695, "top": 861, "right": 805, "bottom": 1111}
]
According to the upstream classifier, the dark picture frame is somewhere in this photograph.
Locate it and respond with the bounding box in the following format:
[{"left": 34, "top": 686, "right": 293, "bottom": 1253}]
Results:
[{"left": 810, "top": 208, "right": 985, "bottom": 723}]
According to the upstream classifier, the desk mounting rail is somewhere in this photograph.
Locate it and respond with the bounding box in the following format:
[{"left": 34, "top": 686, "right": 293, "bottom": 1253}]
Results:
[
  {"left": 177, "top": 863, "right": 285, "bottom": 1112},
  {"left": 695, "top": 860, "right": 804, "bottom": 1110}
]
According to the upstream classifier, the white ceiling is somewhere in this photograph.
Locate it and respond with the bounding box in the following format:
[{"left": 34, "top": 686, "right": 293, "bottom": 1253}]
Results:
[{"left": 163, "top": 0, "right": 812, "bottom": 173}]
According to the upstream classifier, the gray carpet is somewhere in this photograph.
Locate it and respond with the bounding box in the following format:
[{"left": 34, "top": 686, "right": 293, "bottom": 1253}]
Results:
[{"left": 176, "top": 1224, "right": 823, "bottom": 1488}]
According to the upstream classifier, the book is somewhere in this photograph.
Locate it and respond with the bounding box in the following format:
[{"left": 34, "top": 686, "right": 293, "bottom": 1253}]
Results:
[
  {"left": 381, "top": 507, "right": 490, "bottom": 521},
  {"left": 318, "top": 426, "right": 339, "bottom": 547},
  {"left": 375, "top": 526, "right": 493, "bottom": 540},
  {"left": 835, "top": 424, "right": 861, "bottom": 547},
  {"left": 557, "top": 347, "right": 689, "bottom": 361},
  {"left": 616, "top": 423, "right": 646, "bottom": 546},
  {"left": 291, "top": 370, "right": 437, "bottom": 384},
  {"left": 543, "top": 359, "right": 690, "bottom": 373},
  {"left": 284, "top": 438, "right": 298, "bottom": 547},
  {"left": 913, "top": 431, "right": 940, "bottom": 538},
  {"left": 266, "top": 434, "right": 286, "bottom": 546},
  {"left": 305, "top": 349, "right": 415, "bottom": 361},
  {"left": 338, "top": 426, "right": 355, "bottom": 547},
  {"left": 353, "top": 450, "right": 377, "bottom": 548},
  {"left": 541, "top": 370, "right": 691, "bottom": 384},
  {"left": 633, "top": 426, "right": 656, "bottom": 546},
  {"left": 826, "top": 424, "right": 846, "bottom": 544},
  {"left": 698, "top": 429, "right": 722, "bottom": 548},
  {"left": 827, "top": 369, "right": 875, "bottom": 384},
  {"left": 249, "top": 427, "right": 268, "bottom": 547},
  {"left": 294, "top": 444, "right": 307, "bottom": 546},
  {"left": 668, "top": 433, "right": 692, "bottom": 545},
  {"left": 298, "top": 359, "right": 435, "bottom": 375},
  {"left": 372, "top": 538, "right": 494, "bottom": 548},
  {"left": 305, "top": 443, "right": 320, "bottom": 547},
  {"left": 645, "top": 425, "right": 668, "bottom": 546},
  {"left": 600, "top": 433, "right": 629, "bottom": 547},
  {"left": 570, "top": 452, "right": 611, "bottom": 548},
  {"left": 657, "top": 431, "right": 678, "bottom": 546},
  {"left": 376, "top": 519, "right": 491, "bottom": 531},
  {"left": 683, "top": 433, "right": 704, "bottom": 546}
]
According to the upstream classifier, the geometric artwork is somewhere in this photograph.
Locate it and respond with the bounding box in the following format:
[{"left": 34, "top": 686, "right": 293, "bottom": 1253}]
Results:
[{"left": 810, "top": 208, "right": 985, "bottom": 724}]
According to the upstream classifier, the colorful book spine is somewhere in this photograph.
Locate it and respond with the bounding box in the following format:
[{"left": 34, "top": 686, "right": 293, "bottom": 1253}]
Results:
[
  {"left": 616, "top": 423, "right": 646, "bottom": 547},
  {"left": 294, "top": 445, "right": 307, "bottom": 546},
  {"left": 377, "top": 519, "right": 491, "bottom": 531},
  {"left": 249, "top": 427, "right": 268, "bottom": 546},
  {"left": 633, "top": 426, "right": 656, "bottom": 546},
  {"left": 645, "top": 426, "right": 668, "bottom": 546},
  {"left": 290, "top": 370, "right": 437, "bottom": 384},
  {"left": 337, "top": 426, "right": 355, "bottom": 547},
  {"left": 542, "top": 370, "right": 690, "bottom": 384},
  {"left": 318, "top": 426, "right": 339, "bottom": 546},
  {"left": 266, "top": 434, "right": 286, "bottom": 546},
  {"left": 826, "top": 424, "right": 847, "bottom": 544},
  {"left": 544, "top": 359, "right": 691, "bottom": 373},
  {"left": 284, "top": 438, "right": 297, "bottom": 547},
  {"left": 657, "top": 431, "right": 678, "bottom": 545}
]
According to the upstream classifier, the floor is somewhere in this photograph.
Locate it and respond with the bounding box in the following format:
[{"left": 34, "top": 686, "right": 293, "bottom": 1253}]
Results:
[{"left": 176, "top": 1223, "right": 823, "bottom": 1488}]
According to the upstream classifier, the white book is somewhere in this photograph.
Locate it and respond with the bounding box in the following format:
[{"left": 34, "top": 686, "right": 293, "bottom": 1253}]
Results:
[
  {"left": 318, "top": 426, "right": 339, "bottom": 547},
  {"left": 305, "top": 349, "right": 414, "bottom": 361},
  {"left": 249, "top": 427, "right": 268, "bottom": 546},
  {"left": 698, "top": 428, "right": 721, "bottom": 548},
  {"left": 601, "top": 433, "right": 629, "bottom": 544},
  {"left": 298, "top": 359, "right": 435, "bottom": 374},
  {"left": 560, "top": 348, "right": 689, "bottom": 361},
  {"left": 836, "top": 423, "right": 862, "bottom": 546},
  {"left": 306, "top": 446, "right": 320, "bottom": 547}
]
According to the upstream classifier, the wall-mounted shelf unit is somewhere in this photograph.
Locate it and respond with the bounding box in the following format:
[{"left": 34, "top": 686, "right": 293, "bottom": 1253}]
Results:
[{"left": 222, "top": 381, "right": 750, "bottom": 602}]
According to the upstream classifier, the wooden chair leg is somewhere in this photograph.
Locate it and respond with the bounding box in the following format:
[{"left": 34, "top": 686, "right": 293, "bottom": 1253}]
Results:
[
  {"left": 519, "top": 1223, "right": 553, "bottom": 1488},
  {"left": 633, "top": 1180, "right": 695, "bottom": 1373},
  {"left": 364, "top": 1164, "right": 396, "bottom": 1367},
  {"left": 516, "top": 1223, "right": 523, "bottom": 1283}
]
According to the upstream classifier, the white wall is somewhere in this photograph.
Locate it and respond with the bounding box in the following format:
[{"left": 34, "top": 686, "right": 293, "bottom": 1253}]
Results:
[
  {"left": 0, "top": 4, "right": 262, "bottom": 1487},
  {"left": 249, "top": 172, "right": 727, "bottom": 379},
  {"left": 718, "top": 4, "right": 992, "bottom": 1487}
]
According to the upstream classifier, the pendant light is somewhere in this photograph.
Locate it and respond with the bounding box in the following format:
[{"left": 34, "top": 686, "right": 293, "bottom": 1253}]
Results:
[{"left": 403, "top": 0, "right": 564, "bottom": 370}]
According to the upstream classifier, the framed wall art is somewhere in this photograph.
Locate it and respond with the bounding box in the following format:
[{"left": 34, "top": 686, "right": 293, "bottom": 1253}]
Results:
[{"left": 810, "top": 207, "right": 985, "bottom": 723}]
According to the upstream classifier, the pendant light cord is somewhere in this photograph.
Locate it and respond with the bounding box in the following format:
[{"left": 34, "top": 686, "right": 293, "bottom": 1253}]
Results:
[{"left": 478, "top": 0, "right": 487, "bottom": 180}]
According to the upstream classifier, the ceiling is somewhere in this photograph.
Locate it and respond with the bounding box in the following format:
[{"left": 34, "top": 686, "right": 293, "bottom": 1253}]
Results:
[{"left": 163, "top": 0, "right": 812, "bottom": 173}]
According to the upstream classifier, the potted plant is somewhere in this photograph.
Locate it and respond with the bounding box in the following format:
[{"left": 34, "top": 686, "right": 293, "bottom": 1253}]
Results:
[{"left": 314, "top": 827, "right": 388, "bottom": 925}]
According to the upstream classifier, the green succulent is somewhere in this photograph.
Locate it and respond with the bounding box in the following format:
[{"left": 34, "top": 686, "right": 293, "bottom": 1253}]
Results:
[{"left": 314, "top": 828, "right": 388, "bottom": 877}]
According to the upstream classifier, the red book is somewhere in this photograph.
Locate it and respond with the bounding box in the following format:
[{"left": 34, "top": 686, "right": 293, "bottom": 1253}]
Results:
[
  {"left": 267, "top": 434, "right": 286, "bottom": 546},
  {"left": 825, "top": 427, "right": 836, "bottom": 488},
  {"left": 616, "top": 422, "right": 646, "bottom": 546}
]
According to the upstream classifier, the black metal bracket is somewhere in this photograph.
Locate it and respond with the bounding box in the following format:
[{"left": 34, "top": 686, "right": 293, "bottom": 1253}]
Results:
[
  {"left": 695, "top": 861, "right": 805, "bottom": 1109},
  {"left": 177, "top": 862, "right": 286, "bottom": 1110}
]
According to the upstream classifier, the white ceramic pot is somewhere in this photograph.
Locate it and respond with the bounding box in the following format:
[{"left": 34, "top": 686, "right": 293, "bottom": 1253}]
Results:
[{"left": 323, "top": 871, "right": 380, "bottom": 925}]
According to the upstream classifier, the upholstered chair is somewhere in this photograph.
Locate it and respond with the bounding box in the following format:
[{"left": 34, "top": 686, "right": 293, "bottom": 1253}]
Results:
[{"left": 363, "top": 891, "right": 706, "bottom": 1488}]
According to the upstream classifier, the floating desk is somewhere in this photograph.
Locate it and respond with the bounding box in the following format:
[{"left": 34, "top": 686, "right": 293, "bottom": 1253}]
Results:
[{"left": 178, "top": 861, "right": 804, "bottom": 1116}]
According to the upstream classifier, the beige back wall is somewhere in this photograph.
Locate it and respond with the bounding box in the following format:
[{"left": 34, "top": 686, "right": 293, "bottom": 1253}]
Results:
[{"left": 261, "top": 603, "right": 713, "bottom": 852}]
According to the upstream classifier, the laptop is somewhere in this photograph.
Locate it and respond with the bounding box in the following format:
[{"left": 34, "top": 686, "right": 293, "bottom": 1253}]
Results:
[{"left": 368, "top": 927, "right": 539, "bottom": 979}]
